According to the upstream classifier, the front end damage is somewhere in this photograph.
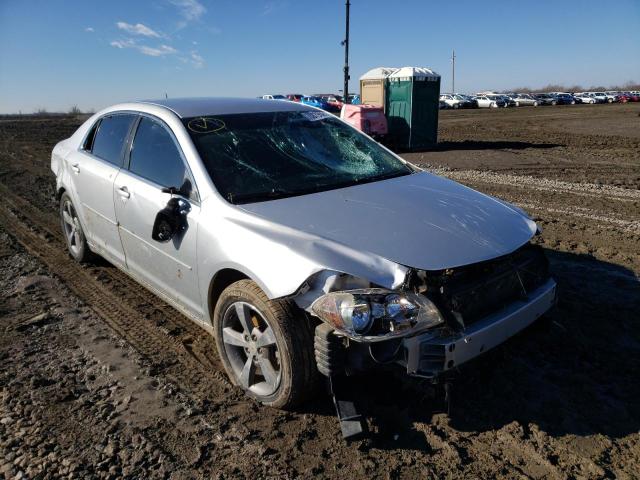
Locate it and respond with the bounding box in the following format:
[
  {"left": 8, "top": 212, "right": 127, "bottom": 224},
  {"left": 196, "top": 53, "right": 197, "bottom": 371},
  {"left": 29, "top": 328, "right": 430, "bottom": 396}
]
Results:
[{"left": 294, "top": 243, "right": 557, "bottom": 437}]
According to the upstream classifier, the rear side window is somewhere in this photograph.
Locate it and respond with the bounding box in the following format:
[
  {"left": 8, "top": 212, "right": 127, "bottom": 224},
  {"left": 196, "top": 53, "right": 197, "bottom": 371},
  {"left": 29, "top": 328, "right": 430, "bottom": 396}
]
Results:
[
  {"left": 83, "top": 120, "right": 101, "bottom": 151},
  {"left": 91, "top": 114, "right": 135, "bottom": 166},
  {"left": 129, "top": 117, "right": 193, "bottom": 196}
]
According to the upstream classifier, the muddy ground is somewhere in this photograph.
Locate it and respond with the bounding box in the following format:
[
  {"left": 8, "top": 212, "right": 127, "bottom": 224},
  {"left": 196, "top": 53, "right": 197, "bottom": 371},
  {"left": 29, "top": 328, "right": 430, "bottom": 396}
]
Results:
[{"left": 0, "top": 103, "right": 638, "bottom": 479}]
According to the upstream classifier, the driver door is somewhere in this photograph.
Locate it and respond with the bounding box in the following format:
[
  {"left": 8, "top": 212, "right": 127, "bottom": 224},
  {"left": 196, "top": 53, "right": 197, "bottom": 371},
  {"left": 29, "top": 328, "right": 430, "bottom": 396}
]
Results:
[{"left": 113, "top": 115, "right": 203, "bottom": 319}]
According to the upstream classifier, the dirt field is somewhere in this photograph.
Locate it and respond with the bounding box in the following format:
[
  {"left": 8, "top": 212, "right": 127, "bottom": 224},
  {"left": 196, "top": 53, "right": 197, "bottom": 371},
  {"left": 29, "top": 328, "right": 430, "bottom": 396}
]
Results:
[{"left": 1, "top": 103, "right": 639, "bottom": 479}]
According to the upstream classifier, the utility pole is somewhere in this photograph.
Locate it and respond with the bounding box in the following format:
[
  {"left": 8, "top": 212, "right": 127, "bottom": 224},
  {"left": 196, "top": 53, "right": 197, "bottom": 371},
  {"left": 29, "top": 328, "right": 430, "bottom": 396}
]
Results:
[
  {"left": 451, "top": 49, "right": 456, "bottom": 94},
  {"left": 343, "top": 0, "right": 351, "bottom": 104}
]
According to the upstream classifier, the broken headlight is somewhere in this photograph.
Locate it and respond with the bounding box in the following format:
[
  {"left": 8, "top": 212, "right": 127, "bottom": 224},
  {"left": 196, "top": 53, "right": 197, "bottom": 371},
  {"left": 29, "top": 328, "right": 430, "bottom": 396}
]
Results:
[{"left": 310, "top": 289, "right": 444, "bottom": 342}]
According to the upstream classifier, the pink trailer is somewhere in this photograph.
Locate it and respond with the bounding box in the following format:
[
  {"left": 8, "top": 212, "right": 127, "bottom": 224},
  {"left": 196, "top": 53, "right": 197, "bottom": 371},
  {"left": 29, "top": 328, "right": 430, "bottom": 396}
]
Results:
[{"left": 340, "top": 104, "right": 388, "bottom": 138}]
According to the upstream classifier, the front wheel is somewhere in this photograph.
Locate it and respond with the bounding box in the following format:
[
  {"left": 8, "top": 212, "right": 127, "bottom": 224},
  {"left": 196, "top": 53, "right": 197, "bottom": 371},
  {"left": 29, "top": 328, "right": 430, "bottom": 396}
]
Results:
[
  {"left": 607, "top": 98, "right": 613, "bottom": 103},
  {"left": 59, "top": 193, "right": 94, "bottom": 263},
  {"left": 533, "top": 101, "right": 539, "bottom": 107},
  {"left": 551, "top": 101, "right": 557, "bottom": 106},
  {"left": 213, "top": 280, "right": 319, "bottom": 409}
]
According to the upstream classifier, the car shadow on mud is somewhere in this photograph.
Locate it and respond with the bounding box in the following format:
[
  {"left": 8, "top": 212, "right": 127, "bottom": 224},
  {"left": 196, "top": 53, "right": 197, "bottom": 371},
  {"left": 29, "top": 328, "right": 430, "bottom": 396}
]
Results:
[{"left": 313, "top": 249, "right": 639, "bottom": 449}]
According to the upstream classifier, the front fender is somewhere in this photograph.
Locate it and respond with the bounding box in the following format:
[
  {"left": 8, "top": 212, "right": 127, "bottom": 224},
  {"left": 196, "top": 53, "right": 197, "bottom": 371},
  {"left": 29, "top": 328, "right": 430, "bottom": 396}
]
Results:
[{"left": 196, "top": 203, "right": 409, "bottom": 305}]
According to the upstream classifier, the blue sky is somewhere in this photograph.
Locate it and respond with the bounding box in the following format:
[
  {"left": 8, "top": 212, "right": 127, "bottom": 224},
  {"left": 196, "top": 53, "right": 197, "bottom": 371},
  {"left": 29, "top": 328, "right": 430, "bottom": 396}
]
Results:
[{"left": 0, "top": 0, "right": 638, "bottom": 113}]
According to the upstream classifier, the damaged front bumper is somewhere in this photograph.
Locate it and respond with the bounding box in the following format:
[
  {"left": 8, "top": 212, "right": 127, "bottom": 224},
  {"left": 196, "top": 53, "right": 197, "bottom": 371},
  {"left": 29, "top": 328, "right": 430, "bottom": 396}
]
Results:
[{"left": 400, "top": 278, "right": 557, "bottom": 378}]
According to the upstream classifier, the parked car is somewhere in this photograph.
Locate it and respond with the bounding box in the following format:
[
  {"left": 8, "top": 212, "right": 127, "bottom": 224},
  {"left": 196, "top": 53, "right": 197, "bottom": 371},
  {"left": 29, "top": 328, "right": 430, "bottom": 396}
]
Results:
[
  {"left": 554, "top": 93, "right": 576, "bottom": 105},
  {"left": 586, "top": 92, "right": 608, "bottom": 103},
  {"left": 622, "top": 92, "right": 640, "bottom": 102},
  {"left": 598, "top": 92, "right": 617, "bottom": 103},
  {"left": 51, "top": 97, "right": 556, "bottom": 418},
  {"left": 261, "top": 95, "right": 287, "bottom": 101},
  {"left": 348, "top": 94, "right": 361, "bottom": 105},
  {"left": 300, "top": 96, "right": 331, "bottom": 110},
  {"left": 286, "top": 94, "right": 304, "bottom": 102},
  {"left": 474, "top": 95, "right": 501, "bottom": 108},
  {"left": 533, "top": 93, "right": 558, "bottom": 106},
  {"left": 487, "top": 94, "right": 512, "bottom": 107},
  {"left": 511, "top": 94, "right": 539, "bottom": 106},
  {"left": 319, "top": 95, "right": 344, "bottom": 112},
  {"left": 439, "top": 94, "right": 463, "bottom": 109},
  {"left": 574, "top": 93, "right": 596, "bottom": 104},
  {"left": 440, "top": 94, "right": 475, "bottom": 109},
  {"left": 459, "top": 94, "right": 479, "bottom": 107}
]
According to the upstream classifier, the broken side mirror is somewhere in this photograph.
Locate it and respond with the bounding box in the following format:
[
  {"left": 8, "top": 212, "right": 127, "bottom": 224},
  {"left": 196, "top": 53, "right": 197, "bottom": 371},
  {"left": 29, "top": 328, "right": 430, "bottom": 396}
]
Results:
[{"left": 151, "top": 197, "right": 191, "bottom": 243}]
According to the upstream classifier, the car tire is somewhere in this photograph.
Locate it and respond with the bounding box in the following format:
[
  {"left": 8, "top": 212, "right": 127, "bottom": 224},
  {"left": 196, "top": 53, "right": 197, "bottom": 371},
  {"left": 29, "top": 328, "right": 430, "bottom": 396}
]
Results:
[
  {"left": 515, "top": 101, "right": 520, "bottom": 107},
  {"left": 571, "top": 100, "right": 575, "bottom": 105},
  {"left": 59, "top": 192, "right": 94, "bottom": 263},
  {"left": 607, "top": 98, "right": 613, "bottom": 103},
  {"left": 533, "top": 101, "right": 538, "bottom": 107},
  {"left": 213, "top": 279, "right": 319, "bottom": 409},
  {"left": 551, "top": 101, "right": 557, "bottom": 106},
  {"left": 453, "top": 104, "right": 459, "bottom": 109}
]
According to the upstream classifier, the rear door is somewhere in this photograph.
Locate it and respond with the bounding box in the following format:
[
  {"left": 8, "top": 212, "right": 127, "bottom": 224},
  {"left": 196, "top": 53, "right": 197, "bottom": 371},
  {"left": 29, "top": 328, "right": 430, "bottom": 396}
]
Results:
[
  {"left": 113, "top": 115, "right": 203, "bottom": 317},
  {"left": 67, "top": 113, "right": 136, "bottom": 266}
]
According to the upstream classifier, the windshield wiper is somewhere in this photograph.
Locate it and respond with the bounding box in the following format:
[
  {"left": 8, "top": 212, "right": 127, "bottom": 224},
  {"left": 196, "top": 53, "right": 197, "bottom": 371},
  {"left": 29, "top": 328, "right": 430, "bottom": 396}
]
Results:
[
  {"left": 351, "top": 169, "right": 413, "bottom": 185},
  {"left": 228, "top": 189, "right": 294, "bottom": 204}
]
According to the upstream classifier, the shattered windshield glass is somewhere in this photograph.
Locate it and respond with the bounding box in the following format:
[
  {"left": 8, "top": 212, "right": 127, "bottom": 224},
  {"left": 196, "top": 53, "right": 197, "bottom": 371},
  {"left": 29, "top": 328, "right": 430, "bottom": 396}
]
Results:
[{"left": 183, "top": 111, "right": 413, "bottom": 204}]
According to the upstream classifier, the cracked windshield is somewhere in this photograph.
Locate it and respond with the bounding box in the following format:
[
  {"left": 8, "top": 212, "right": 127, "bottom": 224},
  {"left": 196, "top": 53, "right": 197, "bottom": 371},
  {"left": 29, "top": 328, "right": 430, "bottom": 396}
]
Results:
[{"left": 184, "top": 111, "right": 413, "bottom": 203}]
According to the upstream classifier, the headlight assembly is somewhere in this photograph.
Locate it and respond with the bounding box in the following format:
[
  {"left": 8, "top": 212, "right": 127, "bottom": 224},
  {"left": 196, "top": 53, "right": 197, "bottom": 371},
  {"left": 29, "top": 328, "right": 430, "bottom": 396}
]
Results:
[{"left": 310, "top": 289, "right": 444, "bottom": 342}]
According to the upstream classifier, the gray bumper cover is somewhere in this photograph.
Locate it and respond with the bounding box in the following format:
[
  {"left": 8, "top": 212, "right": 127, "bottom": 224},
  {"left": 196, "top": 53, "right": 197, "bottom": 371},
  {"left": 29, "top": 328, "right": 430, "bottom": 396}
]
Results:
[{"left": 402, "top": 279, "right": 557, "bottom": 378}]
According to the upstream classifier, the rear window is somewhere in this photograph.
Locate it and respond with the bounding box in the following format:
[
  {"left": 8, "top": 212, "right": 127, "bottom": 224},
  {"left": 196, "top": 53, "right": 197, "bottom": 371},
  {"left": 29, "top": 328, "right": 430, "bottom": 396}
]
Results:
[{"left": 91, "top": 114, "right": 136, "bottom": 166}]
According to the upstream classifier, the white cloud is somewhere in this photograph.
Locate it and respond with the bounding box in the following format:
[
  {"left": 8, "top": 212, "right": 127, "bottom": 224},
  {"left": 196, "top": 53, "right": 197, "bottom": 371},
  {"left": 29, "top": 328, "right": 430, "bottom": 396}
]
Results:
[
  {"left": 116, "top": 21, "right": 162, "bottom": 38},
  {"left": 84, "top": 27, "right": 94, "bottom": 33},
  {"left": 169, "top": 0, "right": 206, "bottom": 22},
  {"left": 140, "top": 44, "right": 178, "bottom": 57},
  {"left": 110, "top": 39, "right": 178, "bottom": 57},
  {"left": 190, "top": 51, "right": 204, "bottom": 68},
  {"left": 110, "top": 39, "right": 137, "bottom": 49}
]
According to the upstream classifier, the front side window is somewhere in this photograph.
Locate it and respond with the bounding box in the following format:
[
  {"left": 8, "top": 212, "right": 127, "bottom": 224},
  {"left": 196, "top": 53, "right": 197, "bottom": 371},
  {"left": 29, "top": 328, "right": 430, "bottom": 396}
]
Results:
[
  {"left": 129, "top": 117, "right": 193, "bottom": 196},
  {"left": 91, "top": 114, "right": 136, "bottom": 166},
  {"left": 184, "top": 110, "right": 413, "bottom": 204}
]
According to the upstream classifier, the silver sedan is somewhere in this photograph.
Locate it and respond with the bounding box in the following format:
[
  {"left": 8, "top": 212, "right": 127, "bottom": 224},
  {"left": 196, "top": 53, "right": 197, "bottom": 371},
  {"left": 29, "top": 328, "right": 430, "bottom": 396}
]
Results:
[{"left": 52, "top": 98, "right": 556, "bottom": 410}]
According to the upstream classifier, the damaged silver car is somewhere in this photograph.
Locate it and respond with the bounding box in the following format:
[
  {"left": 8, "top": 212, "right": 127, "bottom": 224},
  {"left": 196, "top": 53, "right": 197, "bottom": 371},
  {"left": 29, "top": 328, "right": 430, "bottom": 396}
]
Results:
[{"left": 51, "top": 98, "right": 556, "bottom": 427}]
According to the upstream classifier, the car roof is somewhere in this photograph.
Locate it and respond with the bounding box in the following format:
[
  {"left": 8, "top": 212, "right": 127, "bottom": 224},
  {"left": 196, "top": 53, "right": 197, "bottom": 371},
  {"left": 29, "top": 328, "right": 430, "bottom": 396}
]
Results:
[{"left": 135, "top": 97, "right": 309, "bottom": 118}]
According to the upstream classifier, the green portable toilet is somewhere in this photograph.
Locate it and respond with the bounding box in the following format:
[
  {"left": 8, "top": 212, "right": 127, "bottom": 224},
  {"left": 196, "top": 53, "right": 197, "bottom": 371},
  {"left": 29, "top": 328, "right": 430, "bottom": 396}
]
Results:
[{"left": 385, "top": 67, "right": 441, "bottom": 150}]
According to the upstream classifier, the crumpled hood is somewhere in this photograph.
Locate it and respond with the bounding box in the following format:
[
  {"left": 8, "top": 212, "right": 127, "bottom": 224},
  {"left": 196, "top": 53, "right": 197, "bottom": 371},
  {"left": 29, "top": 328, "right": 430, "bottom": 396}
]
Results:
[{"left": 239, "top": 171, "right": 537, "bottom": 271}]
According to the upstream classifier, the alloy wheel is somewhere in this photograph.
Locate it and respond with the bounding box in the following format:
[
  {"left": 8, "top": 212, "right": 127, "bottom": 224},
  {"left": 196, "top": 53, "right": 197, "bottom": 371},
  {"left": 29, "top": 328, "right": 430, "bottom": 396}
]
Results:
[
  {"left": 62, "top": 198, "right": 83, "bottom": 257},
  {"left": 221, "top": 301, "right": 281, "bottom": 396}
]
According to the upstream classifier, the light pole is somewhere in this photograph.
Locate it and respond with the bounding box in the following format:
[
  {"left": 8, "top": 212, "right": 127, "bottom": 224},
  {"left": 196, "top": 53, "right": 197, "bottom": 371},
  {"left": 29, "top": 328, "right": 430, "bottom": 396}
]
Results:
[
  {"left": 343, "top": 0, "right": 351, "bottom": 103},
  {"left": 451, "top": 49, "right": 456, "bottom": 94}
]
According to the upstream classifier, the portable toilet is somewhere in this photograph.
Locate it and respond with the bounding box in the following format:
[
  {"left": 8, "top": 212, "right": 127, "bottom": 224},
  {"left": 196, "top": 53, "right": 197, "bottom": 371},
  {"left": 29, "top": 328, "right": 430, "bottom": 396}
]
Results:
[
  {"left": 359, "top": 67, "right": 397, "bottom": 108},
  {"left": 385, "top": 66, "right": 441, "bottom": 150}
]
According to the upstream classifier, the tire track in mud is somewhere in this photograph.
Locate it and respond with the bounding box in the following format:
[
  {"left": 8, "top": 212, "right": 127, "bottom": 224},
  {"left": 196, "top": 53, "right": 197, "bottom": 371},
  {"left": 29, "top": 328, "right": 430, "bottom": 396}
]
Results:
[
  {"left": 431, "top": 168, "right": 640, "bottom": 202},
  {"left": 428, "top": 168, "right": 640, "bottom": 236},
  {"left": 0, "top": 182, "right": 235, "bottom": 403}
]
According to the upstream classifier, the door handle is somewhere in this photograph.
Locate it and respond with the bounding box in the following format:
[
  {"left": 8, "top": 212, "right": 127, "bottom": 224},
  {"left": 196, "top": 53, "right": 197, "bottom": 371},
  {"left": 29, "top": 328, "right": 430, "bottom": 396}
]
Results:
[
  {"left": 117, "top": 186, "right": 130, "bottom": 199},
  {"left": 71, "top": 164, "right": 80, "bottom": 174}
]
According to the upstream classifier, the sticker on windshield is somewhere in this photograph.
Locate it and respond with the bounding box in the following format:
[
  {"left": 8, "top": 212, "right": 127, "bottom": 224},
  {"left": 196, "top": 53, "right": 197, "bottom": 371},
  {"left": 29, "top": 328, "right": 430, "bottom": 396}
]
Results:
[
  {"left": 187, "top": 117, "right": 226, "bottom": 134},
  {"left": 300, "top": 111, "right": 331, "bottom": 122}
]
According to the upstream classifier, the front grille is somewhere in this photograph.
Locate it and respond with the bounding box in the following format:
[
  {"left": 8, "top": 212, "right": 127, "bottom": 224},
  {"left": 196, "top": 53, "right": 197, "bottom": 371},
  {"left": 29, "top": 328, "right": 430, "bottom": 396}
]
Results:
[{"left": 428, "top": 244, "right": 550, "bottom": 328}]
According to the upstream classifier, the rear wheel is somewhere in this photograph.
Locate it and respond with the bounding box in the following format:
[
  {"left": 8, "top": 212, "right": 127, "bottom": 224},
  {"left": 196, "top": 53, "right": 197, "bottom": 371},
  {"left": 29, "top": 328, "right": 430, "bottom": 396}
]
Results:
[
  {"left": 59, "top": 193, "right": 94, "bottom": 263},
  {"left": 213, "top": 280, "right": 318, "bottom": 409}
]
